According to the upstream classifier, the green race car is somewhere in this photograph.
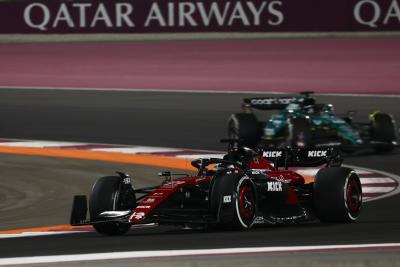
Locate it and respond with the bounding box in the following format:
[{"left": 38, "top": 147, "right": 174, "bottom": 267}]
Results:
[{"left": 228, "top": 92, "right": 399, "bottom": 153}]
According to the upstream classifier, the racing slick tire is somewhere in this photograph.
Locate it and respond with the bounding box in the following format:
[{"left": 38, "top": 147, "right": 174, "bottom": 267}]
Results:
[
  {"left": 313, "top": 167, "right": 362, "bottom": 223},
  {"left": 286, "top": 117, "right": 312, "bottom": 148},
  {"left": 370, "top": 112, "right": 398, "bottom": 153},
  {"left": 228, "top": 113, "right": 260, "bottom": 148},
  {"left": 210, "top": 172, "right": 256, "bottom": 229},
  {"left": 89, "top": 176, "right": 132, "bottom": 235}
]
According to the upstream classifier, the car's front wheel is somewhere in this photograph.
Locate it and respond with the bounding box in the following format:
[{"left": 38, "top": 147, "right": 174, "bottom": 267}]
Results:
[
  {"left": 210, "top": 172, "right": 257, "bottom": 230},
  {"left": 89, "top": 176, "right": 132, "bottom": 235}
]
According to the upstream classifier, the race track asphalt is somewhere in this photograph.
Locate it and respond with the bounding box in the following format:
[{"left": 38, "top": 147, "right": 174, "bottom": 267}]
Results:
[
  {"left": 2, "top": 89, "right": 400, "bottom": 151},
  {"left": 0, "top": 89, "right": 400, "bottom": 266},
  {"left": 0, "top": 154, "right": 183, "bottom": 231}
]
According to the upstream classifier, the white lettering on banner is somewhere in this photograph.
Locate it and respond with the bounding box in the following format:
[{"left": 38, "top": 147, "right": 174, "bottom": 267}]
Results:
[
  {"left": 179, "top": 3, "right": 197, "bottom": 26},
  {"left": 247, "top": 2, "right": 267, "bottom": 25},
  {"left": 24, "top": 2, "right": 135, "bottom": 31},
  {"left": 268, "top": 1, "right": 284, "bottom": 25},
  {"left": 228, "top": 2, "right": 250, "bottom": 26},
  {"left": 354, "top": 0, "right": 381, "bottom": 27},
  {"left": 168, "top": 2, "right": 175, "bottom": 26},
  {"left": 354, "top": 0, "right": 400, "bottom": 28},
  {"left": 383, "top": 0, "right": 400, "bottom": 24},
  {"left": 145, "top": 3, "right": 167, "bottom": 27},
  {"left": 23, "top": 1, "right": 284, "bottom": 31},
  {"left": 197, "top": 2, "right": 231, "bottom": 26},
  {"left": 144, "top": 1, "right": 283, "bottom": 28},
  {"left": 73, "top": 3, "right": 91, "bottom": 27},
  {"left": 116, "top": 3, "right": 135, "bottom": 27},
  {"left": 53, "top": 3, "right": 74, "bottom": 28},
  {"left": 91, "top": 3, "right": 112, "bottom": 28},
  {"left": 24, "top": 3, "right": 50, "bottom": 31}
]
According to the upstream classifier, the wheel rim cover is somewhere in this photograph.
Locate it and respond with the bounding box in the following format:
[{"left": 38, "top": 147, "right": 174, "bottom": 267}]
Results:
[
  {"left": 238, "top": 184, "right": 255, "bottom": 221},
  {"left": 346, "top": 178, "right": 362, "bottom": 213}
]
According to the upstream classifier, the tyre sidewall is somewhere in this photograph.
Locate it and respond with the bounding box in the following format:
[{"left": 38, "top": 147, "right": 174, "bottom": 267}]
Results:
[
  {"left": 89, "top": 176, "right": 131, "bottom": 235},
  {"left": 313, "top": 167, "right": 362, "bottom": 223},
  {"left": 370, "top": 112, "right": 398, "bottom": 152},
  {"left": 370, "top": 112, "right": 397, "bottom": 142},
  {"left": 210, "top": 172, "right": 257, "bottom": 229}
]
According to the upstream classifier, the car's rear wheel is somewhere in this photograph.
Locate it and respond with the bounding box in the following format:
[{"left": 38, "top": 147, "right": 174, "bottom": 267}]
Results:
[
  {"left": 370, "top": 112, "right": 397, "bottom": 153},
  {"left": 314, "top": 167, "right": 362, "bottom": 223},
  {"left": 228, "top": 113, "right": 260, "bottom": 148},
  {"left": 89, "top": 176, "right": 132, "bottom": 235}
]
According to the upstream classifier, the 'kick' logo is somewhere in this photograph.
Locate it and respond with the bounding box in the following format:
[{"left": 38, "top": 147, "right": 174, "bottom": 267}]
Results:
[
  {"left": 263, "top": 151, "right": 283, "bottom": 158},
  {"left": 267, "top": 181, "right": 283, "bottom": 192},
  {"left": 308, "top": 150, "right": 327, "bottom": 157}
]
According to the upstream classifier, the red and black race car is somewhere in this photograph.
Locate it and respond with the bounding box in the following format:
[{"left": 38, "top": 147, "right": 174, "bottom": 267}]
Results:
[{"left": 70, "top": 142, "right": 362, "bottom": 235}]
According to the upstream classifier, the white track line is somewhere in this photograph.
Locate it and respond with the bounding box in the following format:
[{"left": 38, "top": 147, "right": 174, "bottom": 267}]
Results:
[
  {"left": 0, "top": 243, "right": 399, "bottom": 266},
  {"left": 362, "top": 187, "right": 395, "bottom": 193},
  {"left": 0, "top": 141, "right": 85, "bottom": 148},
  {"left": 176, "top": 153, "right": 226, "bottom": 159},
  {"left": 1, "top": 86, "right": 400, "bottom": 98},
  {"left": 0, "top": 224, "right": 156, "bottom": 239},
  {"left": 0, "top": 231, "right": 84, "bottom": 239},
  {"left": 91, "top": 146, "right": 181, "bottom": 153},
  {"left": 360, "top": 177, "right": 397, "bottom": 184}
]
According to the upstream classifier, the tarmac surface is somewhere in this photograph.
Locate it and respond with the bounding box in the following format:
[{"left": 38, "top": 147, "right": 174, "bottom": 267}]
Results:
[{"left": 0, "top": 90, "right": 399, "bottom": 267}]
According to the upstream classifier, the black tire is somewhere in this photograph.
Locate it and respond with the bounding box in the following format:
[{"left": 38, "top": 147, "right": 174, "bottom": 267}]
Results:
[
  {"left": 228, "top": 113, "right": 260, "bottom": 148},
  {"left": 89, "top": 176, "right": 131, "bottom": 235},
  {"left": 286, "top": 117, "right": 312, "bottom": 148},
  {"left": 314, "top": 167, "right": 362, "bottom": 223},
  {"left": 370, "top": 112, "right": 397, "bottom": 152}
]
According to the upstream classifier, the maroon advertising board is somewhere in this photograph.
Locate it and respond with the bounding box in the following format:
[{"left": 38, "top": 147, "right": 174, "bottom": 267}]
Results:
[{"left": 0, "top": 0, "right": 399, "bottom": 33}]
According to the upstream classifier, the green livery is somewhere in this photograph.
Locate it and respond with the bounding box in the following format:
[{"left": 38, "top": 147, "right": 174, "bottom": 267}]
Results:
[{"left": 228, "top": 92, "right": 398, "bottom": 152}]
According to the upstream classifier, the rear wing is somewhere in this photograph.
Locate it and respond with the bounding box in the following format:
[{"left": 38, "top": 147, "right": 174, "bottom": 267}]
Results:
[
  {"left": 243, "top": 97, "right": 296, "bottom": 110},
  {"left": 261, "top": 147, "right": 342, "bottom": 168}
]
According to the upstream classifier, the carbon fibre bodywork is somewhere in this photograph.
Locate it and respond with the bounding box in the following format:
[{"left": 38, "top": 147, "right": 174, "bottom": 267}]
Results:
[{"left": 70, "top": 146, "right": 362, "bottom": 234}]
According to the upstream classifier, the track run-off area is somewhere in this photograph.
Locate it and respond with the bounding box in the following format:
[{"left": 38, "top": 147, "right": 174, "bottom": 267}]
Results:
[{"left": 1, "top": 37, "right": 400, "bottom": 94}]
